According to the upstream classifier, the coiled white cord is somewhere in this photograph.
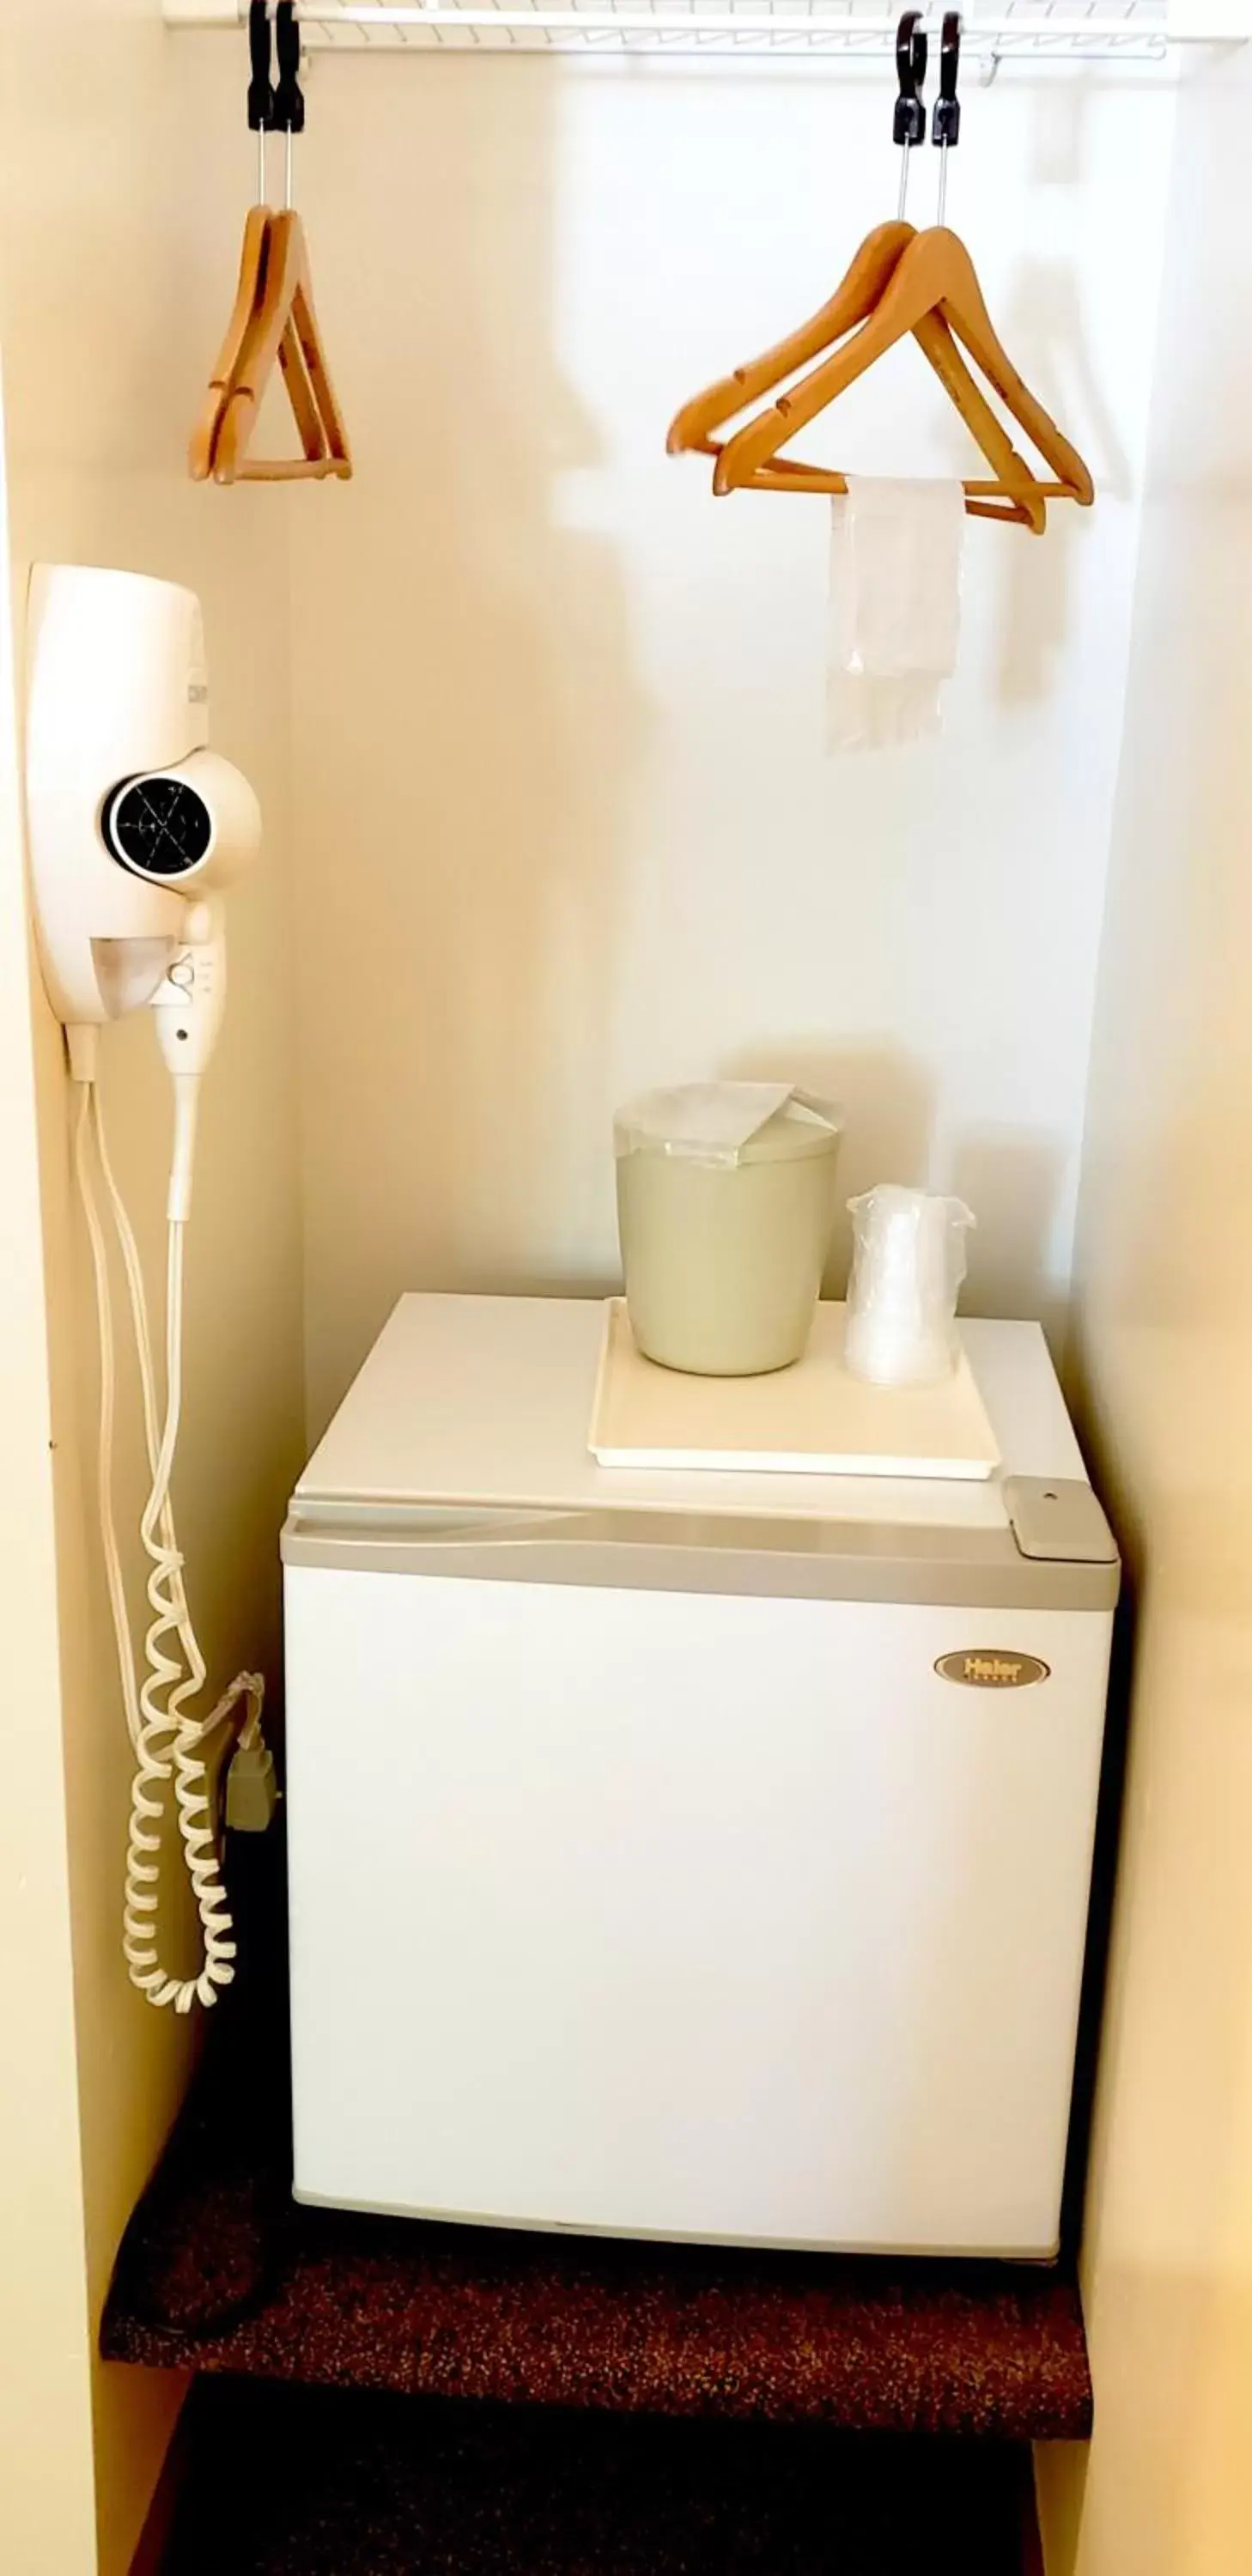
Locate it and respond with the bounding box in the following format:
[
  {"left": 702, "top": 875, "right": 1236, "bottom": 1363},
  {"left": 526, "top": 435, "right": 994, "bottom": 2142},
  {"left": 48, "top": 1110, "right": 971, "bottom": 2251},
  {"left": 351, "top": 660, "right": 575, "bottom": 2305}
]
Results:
[{"left": 73, "top": 1070, "right": 265, "bottom": 2014}]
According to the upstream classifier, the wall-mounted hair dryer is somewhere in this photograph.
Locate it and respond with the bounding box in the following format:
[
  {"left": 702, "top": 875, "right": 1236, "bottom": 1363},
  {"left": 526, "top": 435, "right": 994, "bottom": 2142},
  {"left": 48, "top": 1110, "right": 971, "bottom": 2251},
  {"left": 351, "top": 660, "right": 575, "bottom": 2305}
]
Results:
[
  {"left": 27, "top": 567, "right": 262, "bottom": 1225},
  {"left": 27, "top": 565, "right": 260, "bottom": 1018},
  {"left": 26, "top": 566, "right": 275, "bottom": 2014}
]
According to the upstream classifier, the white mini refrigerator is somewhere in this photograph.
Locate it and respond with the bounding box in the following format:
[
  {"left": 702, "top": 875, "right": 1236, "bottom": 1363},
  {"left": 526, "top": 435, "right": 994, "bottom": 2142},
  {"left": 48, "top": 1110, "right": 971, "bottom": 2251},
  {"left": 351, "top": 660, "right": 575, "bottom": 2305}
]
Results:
[{"left": 283, "top": 1295, "right": 1118, "bottom": 2260}]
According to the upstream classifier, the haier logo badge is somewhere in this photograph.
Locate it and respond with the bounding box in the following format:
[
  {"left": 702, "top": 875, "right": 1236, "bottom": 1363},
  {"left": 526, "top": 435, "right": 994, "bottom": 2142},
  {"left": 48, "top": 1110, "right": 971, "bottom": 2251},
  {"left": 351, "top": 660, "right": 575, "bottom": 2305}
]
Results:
[{"left": 935, "top": 1650, "right": 1050, "bottom": 1689}]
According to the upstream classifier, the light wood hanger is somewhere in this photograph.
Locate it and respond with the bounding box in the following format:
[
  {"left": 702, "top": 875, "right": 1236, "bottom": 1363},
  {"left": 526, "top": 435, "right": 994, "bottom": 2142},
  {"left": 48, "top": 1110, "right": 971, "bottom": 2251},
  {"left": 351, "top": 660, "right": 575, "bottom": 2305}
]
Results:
[
  {"left": 189, "top": 204, "right": 273, "bottom": 483},
  {"left": 189, "top": 0, "right": 351, "bottom": 488},
  {"left": 713, "top": 225, "right": 1092, "bottom": 532},
  {"left": 666, "top": 218, "right": 1049, "bottom": 530},
  {"left": 667, "top": 221, "right": 913, "bottom": 461},
  {"left": 210, "top": 208, "right": 351, "bottom": 484},
  {"left": 668, "top": 4, "right": 1078, "bottom": 534}
]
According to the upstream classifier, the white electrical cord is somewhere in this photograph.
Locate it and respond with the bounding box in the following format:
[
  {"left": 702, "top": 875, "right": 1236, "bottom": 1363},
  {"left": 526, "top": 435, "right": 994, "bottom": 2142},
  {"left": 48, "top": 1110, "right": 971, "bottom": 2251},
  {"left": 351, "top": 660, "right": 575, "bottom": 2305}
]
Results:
[
  {"left": 74, "top": 1086, "right": 142, "bottom": 1753},
  {"left": 73, "top": 1065, "right": 265, "bottom": 2014}
]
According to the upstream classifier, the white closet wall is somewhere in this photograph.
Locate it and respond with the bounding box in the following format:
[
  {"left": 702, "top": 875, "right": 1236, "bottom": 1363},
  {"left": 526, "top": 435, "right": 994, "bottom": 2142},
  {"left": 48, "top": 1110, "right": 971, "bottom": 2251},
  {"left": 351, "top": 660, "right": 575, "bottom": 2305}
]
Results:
[
  {"left": 0, "top": 385, "right": 100, "bottom": 2576},
  {"left": 285, "top": 58, "right": 1171, "bottom": 1431},
  {"left": 0, "top": 7, "right": 305, "bottom": 2572},
  {"left": 1041, "top": 40, "right": 1252, "bottom": 2576}
]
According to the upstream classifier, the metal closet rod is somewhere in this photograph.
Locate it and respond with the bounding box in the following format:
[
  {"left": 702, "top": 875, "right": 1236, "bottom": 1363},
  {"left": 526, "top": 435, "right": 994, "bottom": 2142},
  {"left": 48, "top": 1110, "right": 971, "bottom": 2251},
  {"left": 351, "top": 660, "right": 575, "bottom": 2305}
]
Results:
[{"left": 163, "top": 0, "right": 1251, "bottom": 54}]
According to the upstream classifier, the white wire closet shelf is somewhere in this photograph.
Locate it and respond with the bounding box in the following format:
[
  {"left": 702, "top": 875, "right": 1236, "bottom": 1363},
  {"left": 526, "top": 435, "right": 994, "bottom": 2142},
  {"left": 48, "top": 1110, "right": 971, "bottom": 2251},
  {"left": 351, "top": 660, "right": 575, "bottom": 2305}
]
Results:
[{"left": 165, "top": 0, "right": 1251, "bottom": 62}]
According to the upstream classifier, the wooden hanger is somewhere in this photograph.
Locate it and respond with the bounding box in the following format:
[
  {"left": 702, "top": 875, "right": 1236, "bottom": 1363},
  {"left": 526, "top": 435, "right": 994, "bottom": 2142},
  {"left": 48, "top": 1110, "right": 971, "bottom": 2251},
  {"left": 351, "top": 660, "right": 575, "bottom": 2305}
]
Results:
[
  {"left": 667, "top": 218, "right": 1048, "bottom": 529},
  {"left": 210, "top": 208, "right": 351, "bottom": 484},
  {"left": 189, "top": 1, "right": 351, "bottom": 487},
  {"left": 668, "top": 9, "right": 1090, "bottom": 533},
  {"left": 189, "top": 205, "right": 272, "bottom": 483},
  {"left": 713, "top": 225, "right": 1091, "bottom": 532},
  {"left": 667, "top": 220, "right": 913, "bottom": 464}
]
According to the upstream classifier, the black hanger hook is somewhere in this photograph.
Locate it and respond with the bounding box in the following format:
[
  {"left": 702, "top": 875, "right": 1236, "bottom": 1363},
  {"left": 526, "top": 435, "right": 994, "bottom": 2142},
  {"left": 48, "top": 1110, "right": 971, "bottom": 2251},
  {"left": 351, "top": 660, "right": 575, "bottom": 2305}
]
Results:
[
  {"left": 933, "top": 11, "right": 962, "bottom": 150},
  {"left": 247, "top": 0, "right": 274, "bottom": 135},
  {"left": 893, "top": 11, "right": 927, "bottom": 152},
  {"left": 273, "top": 1, "right": 306, "bottom": 137}
]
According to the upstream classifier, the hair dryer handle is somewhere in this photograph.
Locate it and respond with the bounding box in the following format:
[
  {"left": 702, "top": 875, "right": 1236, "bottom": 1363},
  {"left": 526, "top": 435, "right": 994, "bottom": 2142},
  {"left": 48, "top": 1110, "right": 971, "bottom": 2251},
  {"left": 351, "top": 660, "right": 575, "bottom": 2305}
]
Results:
[
  {"left": 152, "top": 900, "right": 227, "bottom": 1078},
  {"left": 151, "top": 901, "right": 227, "bottom": 1220}
]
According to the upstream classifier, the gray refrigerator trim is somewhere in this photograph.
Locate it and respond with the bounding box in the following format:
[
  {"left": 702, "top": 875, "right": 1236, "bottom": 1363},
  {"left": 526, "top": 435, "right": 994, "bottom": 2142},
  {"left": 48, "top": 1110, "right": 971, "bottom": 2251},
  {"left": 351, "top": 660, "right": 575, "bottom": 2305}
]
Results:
[
  {"left": 282, "top": 1485, "right": 1120, "bottom": 1613},
  {"left": 289, "top": 2180, "right": 1061, "bottom": 2260}
]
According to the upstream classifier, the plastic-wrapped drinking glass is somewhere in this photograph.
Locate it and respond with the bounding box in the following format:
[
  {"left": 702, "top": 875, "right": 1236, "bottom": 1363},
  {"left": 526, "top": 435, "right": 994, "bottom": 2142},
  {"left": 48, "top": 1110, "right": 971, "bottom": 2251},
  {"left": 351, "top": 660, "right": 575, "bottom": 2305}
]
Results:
[{"left": 843, "top": 1185, "right": 975, "bottom": 1387}]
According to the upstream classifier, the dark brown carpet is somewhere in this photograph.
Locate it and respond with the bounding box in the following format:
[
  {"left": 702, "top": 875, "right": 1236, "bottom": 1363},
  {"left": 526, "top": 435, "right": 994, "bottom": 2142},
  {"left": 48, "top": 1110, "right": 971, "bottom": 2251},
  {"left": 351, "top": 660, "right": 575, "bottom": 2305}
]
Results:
[{"left": 162, "top": 2380, "right": 1036, "bottom": 2574}]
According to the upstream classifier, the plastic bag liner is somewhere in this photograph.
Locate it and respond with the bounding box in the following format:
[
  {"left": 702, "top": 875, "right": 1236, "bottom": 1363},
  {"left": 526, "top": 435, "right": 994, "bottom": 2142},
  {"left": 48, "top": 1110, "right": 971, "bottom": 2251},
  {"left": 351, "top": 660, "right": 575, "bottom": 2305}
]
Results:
[{"left": 614, "top": 1084, "right": 842, "bottom": 1171}]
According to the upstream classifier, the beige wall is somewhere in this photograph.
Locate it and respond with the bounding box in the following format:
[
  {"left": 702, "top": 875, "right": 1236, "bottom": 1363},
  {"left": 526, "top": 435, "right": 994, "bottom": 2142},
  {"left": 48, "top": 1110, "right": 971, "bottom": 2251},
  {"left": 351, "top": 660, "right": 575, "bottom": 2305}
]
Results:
[
  {"left": 0, "top": 368, "right": 101, "bottom": 2576},
  {"left": 286, "top": 58, "right": 1172, "bottom": 1433},
  {"left": 1038, "top": 43, "right": 1252, "bottom": 2576},
  {"left": 0, "top": 6, "right": 304, "bottom": 2570}
]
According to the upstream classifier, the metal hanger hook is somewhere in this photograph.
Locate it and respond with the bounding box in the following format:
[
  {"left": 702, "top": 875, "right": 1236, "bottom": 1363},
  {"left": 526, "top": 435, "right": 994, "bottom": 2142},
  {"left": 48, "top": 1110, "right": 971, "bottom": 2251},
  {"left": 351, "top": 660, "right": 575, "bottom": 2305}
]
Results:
[
  {"left": 933, "top": 10, "right": 962, "bottom": 228},
  {"left": 273, "top": 0, "right": 306, "bottom": 212},
  {"left": 893, "top": 12, "right": 928, "bottom": 222},
  {"left": 246, "top": 0, "right": 275, "bottom": 205}
]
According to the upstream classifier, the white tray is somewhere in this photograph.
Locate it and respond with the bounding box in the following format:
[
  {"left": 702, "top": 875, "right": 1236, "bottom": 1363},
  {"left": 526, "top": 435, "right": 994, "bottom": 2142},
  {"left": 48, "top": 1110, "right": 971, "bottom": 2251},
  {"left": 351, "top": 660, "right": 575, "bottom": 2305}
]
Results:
[{"left": 589, "top": 1300, "right": 1001, "bottom": 1480}]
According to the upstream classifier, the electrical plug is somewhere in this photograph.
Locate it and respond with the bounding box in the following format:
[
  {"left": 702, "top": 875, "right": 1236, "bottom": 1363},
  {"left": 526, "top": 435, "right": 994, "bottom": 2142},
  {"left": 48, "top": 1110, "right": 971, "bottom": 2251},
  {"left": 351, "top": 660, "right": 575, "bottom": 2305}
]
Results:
[{"left": 225, "top": 1739, "right": 281, "bottom": 1834}]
